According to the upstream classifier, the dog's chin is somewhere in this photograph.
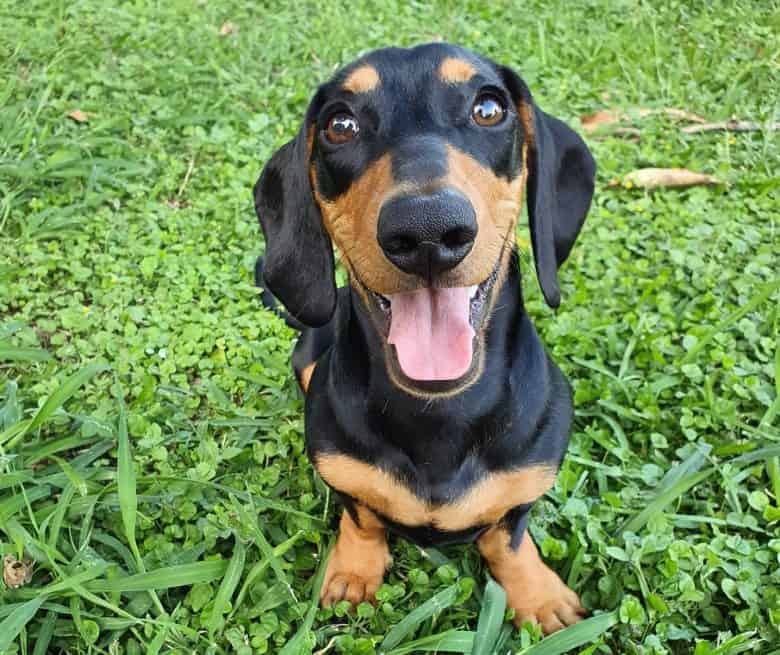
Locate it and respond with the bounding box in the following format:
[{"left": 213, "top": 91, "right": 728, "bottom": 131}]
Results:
[{"left": 358, "top": 263, "right": 501, "bottom": 396}]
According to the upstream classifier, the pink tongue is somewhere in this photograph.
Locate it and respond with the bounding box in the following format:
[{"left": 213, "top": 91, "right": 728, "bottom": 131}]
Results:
[{"left": 387, "top": 287, "right": 475, "bottom": 381}]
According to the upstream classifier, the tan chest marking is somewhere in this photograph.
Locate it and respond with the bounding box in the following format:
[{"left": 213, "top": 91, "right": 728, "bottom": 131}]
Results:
[
  {"left": 298, "top": 362, "right": 316, "bottom": 393},
  {"left": 315, "top": 453, "right": 556, "bottom": 532}
]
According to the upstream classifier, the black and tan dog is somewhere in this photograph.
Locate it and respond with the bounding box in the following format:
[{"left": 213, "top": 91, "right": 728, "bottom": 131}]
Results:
[{"left": 253, "top": 43, "right": 595, "bottom": 634}]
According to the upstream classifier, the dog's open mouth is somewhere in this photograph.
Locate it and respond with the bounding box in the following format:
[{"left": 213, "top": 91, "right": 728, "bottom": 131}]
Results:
[{"left": 367, "top": 265, "right": 500, "bottom": 383}]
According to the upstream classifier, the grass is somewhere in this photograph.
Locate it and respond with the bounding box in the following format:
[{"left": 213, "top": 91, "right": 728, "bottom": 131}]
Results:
[{"left": 0, "top": 0, "right": 779, "bottom": 652}]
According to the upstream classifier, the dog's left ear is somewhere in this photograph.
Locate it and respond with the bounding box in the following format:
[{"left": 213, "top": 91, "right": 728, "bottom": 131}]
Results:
[{"left": 500, "top": 67, "right": 596, "bottom": 308}]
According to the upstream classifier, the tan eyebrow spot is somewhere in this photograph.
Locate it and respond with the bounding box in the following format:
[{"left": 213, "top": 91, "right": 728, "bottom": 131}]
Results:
[
  {"left": 439, "top": 57, "right": 477, "bottom": 83},
  {"left": 342, "top": 65, "right": 380, "bottom": 93}
]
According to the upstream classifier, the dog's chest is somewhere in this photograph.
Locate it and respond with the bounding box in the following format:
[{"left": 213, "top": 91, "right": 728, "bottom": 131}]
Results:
[{"left": 315, "top": 452, "right": 555, "bottom": 532}]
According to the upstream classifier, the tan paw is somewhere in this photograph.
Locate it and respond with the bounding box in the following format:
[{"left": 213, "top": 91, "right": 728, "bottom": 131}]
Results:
[
  {"left": 479, "top": 527, "right": 587, "bottom": 635},
  {"left": 320, "top": 507, "right": 391, "bottom": 608},
  {"left": 321, "top": 569, "right": 385, "bottom": 607},
  {"left": 509, "top": 570, "right": 587, "bottom": 634}
]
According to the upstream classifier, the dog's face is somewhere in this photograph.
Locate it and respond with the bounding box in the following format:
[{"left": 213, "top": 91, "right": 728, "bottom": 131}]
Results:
[{"left": 255, "top": 44, "right": 595, "bottom": 393}]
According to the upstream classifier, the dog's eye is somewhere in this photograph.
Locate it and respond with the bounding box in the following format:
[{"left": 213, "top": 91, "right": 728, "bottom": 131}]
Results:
[
  {"left": 325, "top": 113, "right": 360, "bottom": 144},
  {"left": 472, "top": 94, "right": 506, "bottom": 127}
]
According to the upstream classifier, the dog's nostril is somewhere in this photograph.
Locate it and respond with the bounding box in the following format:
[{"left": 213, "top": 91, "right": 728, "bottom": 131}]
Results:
[
  {"left": 387, "top": 235, "right": 418, "bottom": 254},
  {"left": 442, "top": 227, "right": 475, "bottom": 249}
]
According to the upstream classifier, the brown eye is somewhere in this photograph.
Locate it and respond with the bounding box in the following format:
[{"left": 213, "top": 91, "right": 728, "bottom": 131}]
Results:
[
  {"left": 472, "top": 94, "right": 506, "bottom": 127},
  {"left": 325, "top": 113, "right": 359, "bottom": 144}
]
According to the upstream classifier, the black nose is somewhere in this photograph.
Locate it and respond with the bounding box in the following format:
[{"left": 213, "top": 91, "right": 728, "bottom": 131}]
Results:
[{"left": 377, "top": 189, "right": 477, "bottom": 279}]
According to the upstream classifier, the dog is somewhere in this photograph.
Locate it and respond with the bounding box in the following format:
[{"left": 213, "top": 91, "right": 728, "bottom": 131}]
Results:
[{"left": 253, "top": 43, "right": 595, "bottom": 634}]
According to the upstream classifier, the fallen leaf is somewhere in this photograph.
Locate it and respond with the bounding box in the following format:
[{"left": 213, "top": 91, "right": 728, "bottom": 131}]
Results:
[
  {"left": 581, "top": 107, "right": 707, "bottom": 133},
  {"left": 67, "top": 109, "right": 89, "bottom": 123},
  {"left": 580, "top": 109, "right": 622, "bottom": 132},
  {"left": 681, "top": 120, "right": 780, "bottom": 134},
  {"left": 219, "top": 21, "right": 236, "bottom": 36},
  {"left": 657, "top": 108, "right": 706, "bottom": 123},
  {"left": 612, "top": 168, "right": 721, "bottom": 190},
  {"left": 3, "top": 554, "right": 33, "bottom": 589}
]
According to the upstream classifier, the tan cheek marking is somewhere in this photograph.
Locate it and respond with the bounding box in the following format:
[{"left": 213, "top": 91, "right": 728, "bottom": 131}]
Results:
[
  {"left": 315, "top": 453, "right": 556, "bottom": 531},
  {"left": 439, "top": 57, "right": 477, "bottom": 84},
  {"left": 299, "top": 362, "right": 316, "bottom": 393},
  {"left": 343, "top": 65, "right": 380, "bottom": 94},
  {"left": 436, "top": 145, "right": 525, "bottom": 290},
  {"left": 313, "top": 155, "right": 419, "bottom": 294},
  {"left": 311, "top": 142, "right": 528, "bottom": 297}
]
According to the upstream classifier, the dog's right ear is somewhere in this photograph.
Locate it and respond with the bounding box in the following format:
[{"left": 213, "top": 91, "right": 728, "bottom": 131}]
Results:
[{"left": 254, "top": 118, "right": 336, "bottom": 327}]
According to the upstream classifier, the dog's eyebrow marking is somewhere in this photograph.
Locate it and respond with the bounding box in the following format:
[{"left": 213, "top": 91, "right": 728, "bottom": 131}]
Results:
[
  {"left": 439, "top": 57, "right": 477, "bottom": 83},
  {"left": 315, "top": 453, "right": 556, "bottom": 531},
  {"left": 343, "top": 65, "right": 380, "bottom": 93}
]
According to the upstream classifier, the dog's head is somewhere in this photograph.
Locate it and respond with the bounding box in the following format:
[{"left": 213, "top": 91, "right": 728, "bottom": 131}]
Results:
[{"left": 255, "top": 44, "right": 595, "bottom": 392}]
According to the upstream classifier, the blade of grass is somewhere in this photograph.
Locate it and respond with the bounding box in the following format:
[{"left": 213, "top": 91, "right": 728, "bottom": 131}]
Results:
[
  {"left": 682, "top": 278, "right": 780, "bottom": 364},
  {"left": 32, "top": 610, "right": 56, "bottom": 655},
  {"left": 0, "top": 471, "right": 33, "bottom": 490},
  {"left": 519, "top": 611, "right": 618, "bottom": 655},
  {"left": 278, "top": 539, "right": 332, "bottom": 655},
  {"left": 470, "top": 578, "right": 506, "bottom": 655},
  {"left": 0, "top": 346, "right": 51, "bottom": 362},
  {"left": 0, "top": 485, "right": 50, "bottom": 525},
  {"left": 385, "top": 631, "right": 475, "bottom": 655},
  {"left": 11, "top": 363, "right": 110, "bottom": 447},
  {"left": 379, "top": 583, "right": 461, "bottom": 651},
  {"left": 116, "top": 390, "right": 165, "bottom": 615},
  {"left": 46, "top": 483, "right": 76, "bottom": 549},
  {"left": 618, "top": 468, "right": 715, "bottom": 536},
  {"left": 206, "top": 536, "right": 246, "bottom": 635},
  {"left": 229, "top": 530, "right": 304, "bottom": 620},
  {"left": 231, "top": 494, "right": 297, "bottom": 602},
  {"left": 86, "top": 560, "right": 229, "bottom": 593},
  {"left": 24, "top": 434, "right": 101, "bottom": 466},
  {"left": 50, "top": 456, "right": 88, "bottom": 496},
  {"left": 0, "top": 597, "right": 47, "bottom": 654},
  {"left": 147, "top": 625, "right": 169, "bottom": 655}
]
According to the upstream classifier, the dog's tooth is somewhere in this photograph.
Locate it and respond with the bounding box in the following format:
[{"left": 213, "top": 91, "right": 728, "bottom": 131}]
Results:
[{"left": 468, "top": 285, "right": 479, "bottom": 299}]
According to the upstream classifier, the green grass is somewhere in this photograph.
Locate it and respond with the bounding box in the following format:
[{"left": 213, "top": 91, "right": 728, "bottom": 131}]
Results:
[{"left": 1, "top": 0, "right": 779, "bottom": 653}]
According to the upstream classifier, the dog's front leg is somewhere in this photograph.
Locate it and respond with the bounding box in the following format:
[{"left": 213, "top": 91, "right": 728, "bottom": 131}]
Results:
[
  {"left": 320, "top": 505, "right": 392, "bottom": 607},
  {"left": 478, "top": 526, "right": 586, "bottom": 634}
]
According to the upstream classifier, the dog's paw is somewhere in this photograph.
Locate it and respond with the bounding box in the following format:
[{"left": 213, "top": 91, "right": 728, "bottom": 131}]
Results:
[
  {"left": 506, "top": 567, "right": 586, "bottom": 634},
  {"left": 320, "top": 547, "right": 390, "bottom": 607},
  {"left": 320, "top": 508, "right": 391, "bottom": 608},
  {"left": 479, "top": 527, "right": 587, "bottom": 635},
  {"left": 321, "top": 569, "right": 386, "bottom": 607}
]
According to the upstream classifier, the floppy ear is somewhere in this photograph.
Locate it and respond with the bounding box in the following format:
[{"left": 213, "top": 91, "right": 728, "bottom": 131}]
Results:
[
  {"left": 501, "top": 68, "right": 596, "bottom": 308},
  {"left": 254, "top": 122, "right": 336, "bottom": 327}
]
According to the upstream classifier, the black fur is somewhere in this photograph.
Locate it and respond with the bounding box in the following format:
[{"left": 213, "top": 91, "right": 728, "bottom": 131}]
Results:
[
  {"left": 252, "top": 43, "right": 595, "bottom": 549},
  {"left": 253, "top": 103, "right": 337, "bottom": 327}
]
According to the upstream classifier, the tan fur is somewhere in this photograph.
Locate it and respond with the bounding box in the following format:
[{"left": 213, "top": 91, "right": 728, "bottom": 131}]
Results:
[
  {"left": 438, "top": 57, "right": 477, "bottom": 83},
  {"left": 299, "top": 362, "right": 316, "bottom": 393},
  {"left": 519, "top": 99, "right": 536, "bottom": 143},
  {"left": 313, "top": 147, "right": 524, "bottom": 297},
  {"left": 343, "top": 65, "right": 380, "bottom": 94},
  {"left": 321, "top": 506, "right": 391, "bottom": 606},
  {"left": 315, "top": 453, "right": 556, "bottom": 531},
  {"left": 479, "top": 528, "right": 586, "bottom": 634}
]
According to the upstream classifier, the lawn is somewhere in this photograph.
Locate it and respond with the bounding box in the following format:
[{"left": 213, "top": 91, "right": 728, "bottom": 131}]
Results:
[{"left": 1, "top": 0, "right": 779, "bottom": 653}]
